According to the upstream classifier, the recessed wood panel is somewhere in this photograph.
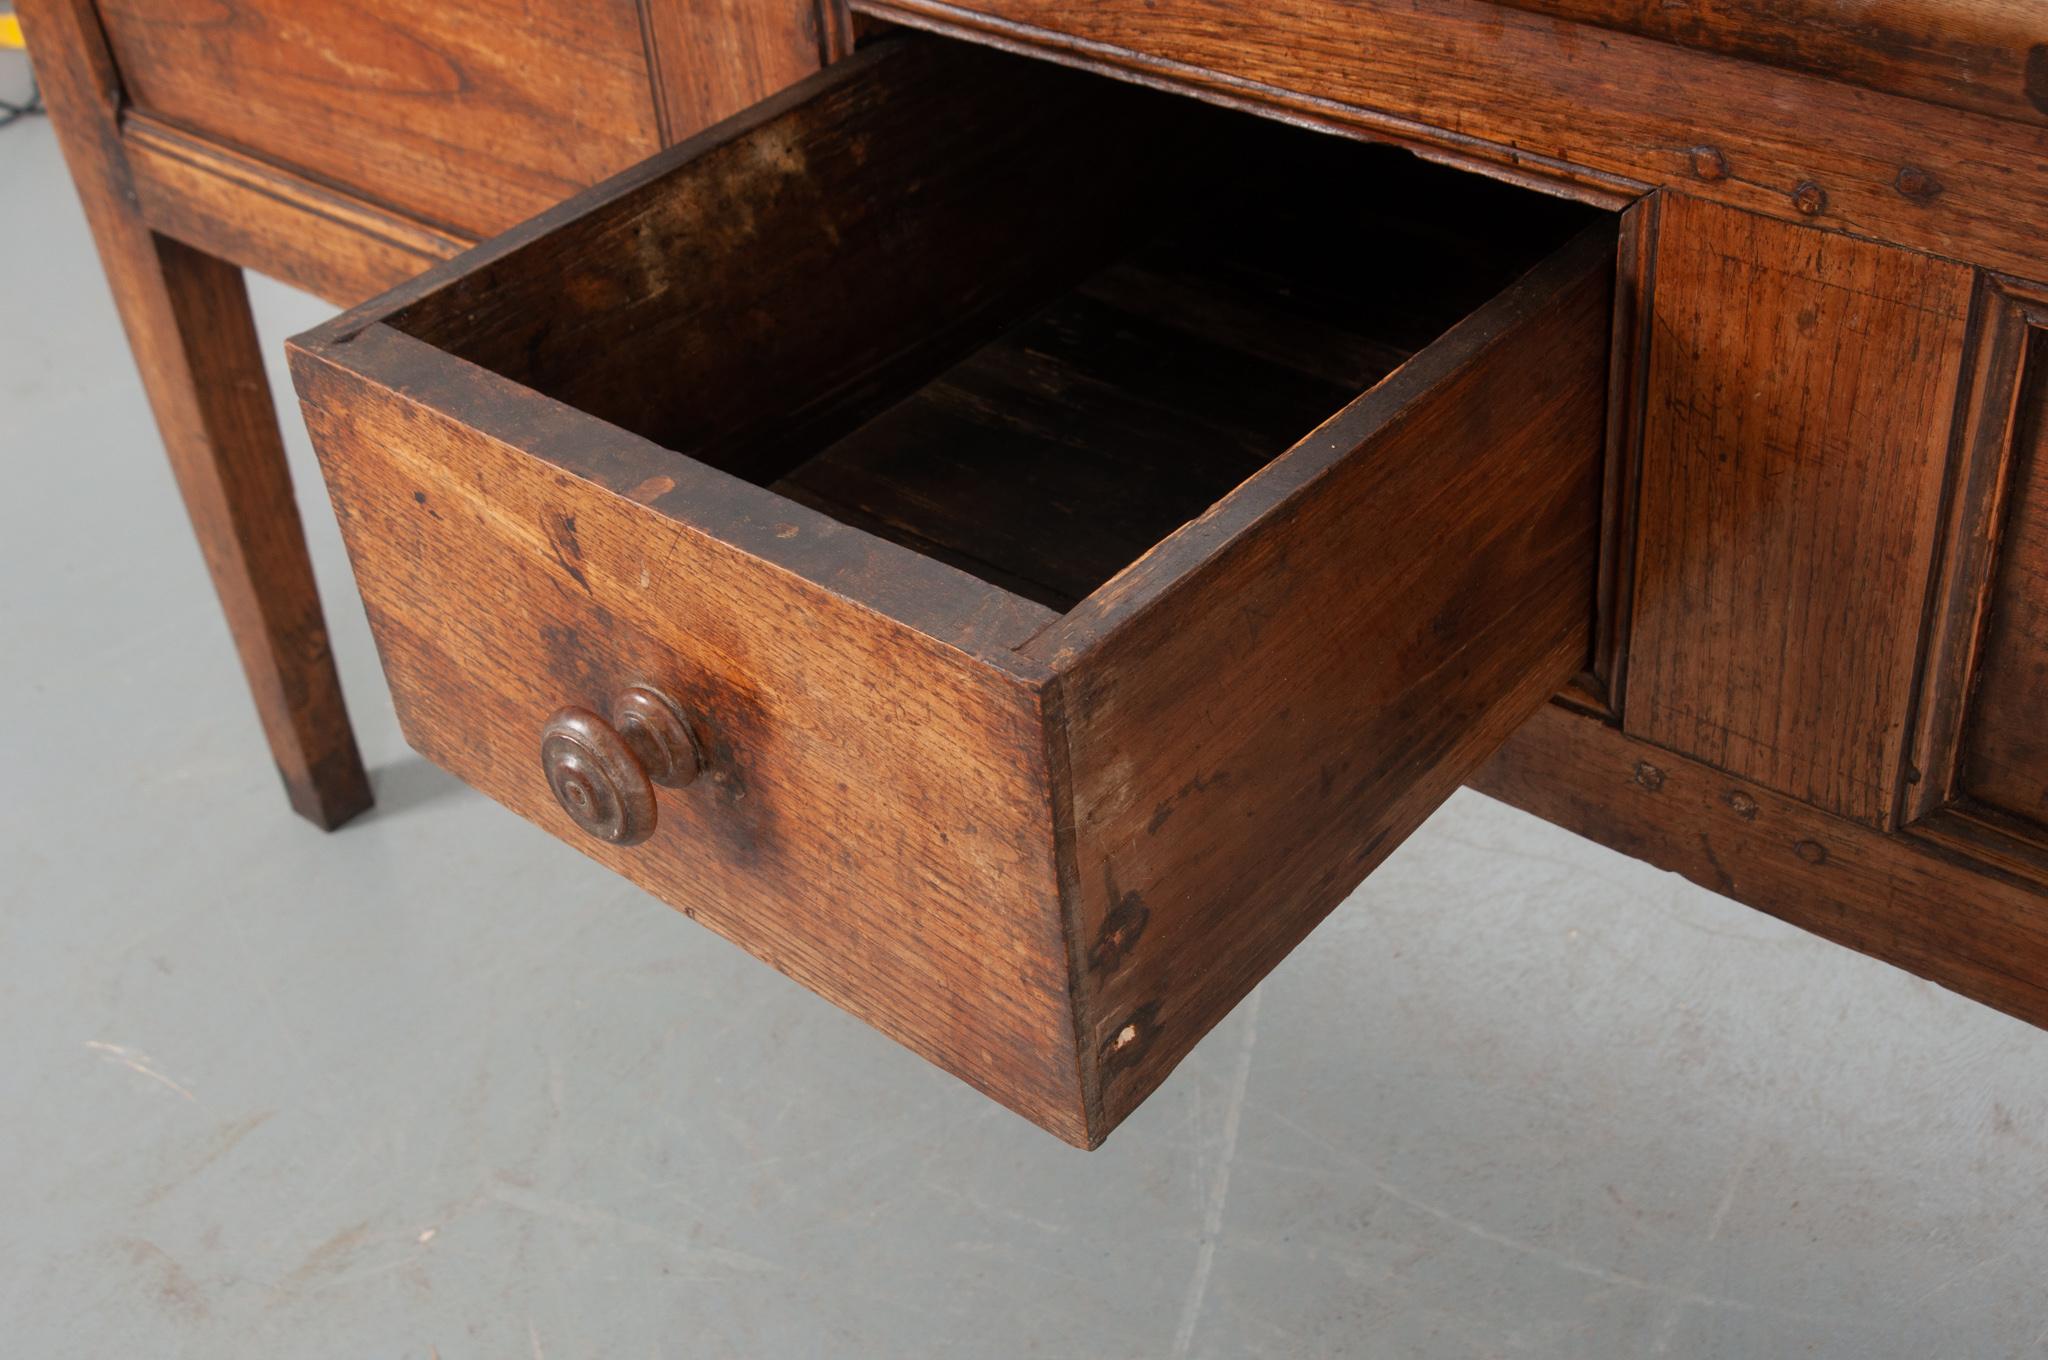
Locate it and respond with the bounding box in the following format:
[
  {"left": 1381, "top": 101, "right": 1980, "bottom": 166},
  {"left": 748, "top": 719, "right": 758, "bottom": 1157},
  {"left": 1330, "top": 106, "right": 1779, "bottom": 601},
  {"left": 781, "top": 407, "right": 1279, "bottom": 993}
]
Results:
[
  {"left": 96, "top": 0, "right": 665, "bottom": 238},
  {"left": 1963, "top": 333, "right": 2048, "bottom": 827},
  {"left": 1624, "top": 193, "right": 1972, "bottom": 827}
]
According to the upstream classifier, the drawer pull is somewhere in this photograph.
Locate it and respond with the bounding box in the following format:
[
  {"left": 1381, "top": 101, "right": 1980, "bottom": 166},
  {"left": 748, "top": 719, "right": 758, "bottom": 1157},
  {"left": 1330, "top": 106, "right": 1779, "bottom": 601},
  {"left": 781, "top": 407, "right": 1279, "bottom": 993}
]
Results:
[{"left": 539, "top": 684, "right": 702, "bottom": 846}]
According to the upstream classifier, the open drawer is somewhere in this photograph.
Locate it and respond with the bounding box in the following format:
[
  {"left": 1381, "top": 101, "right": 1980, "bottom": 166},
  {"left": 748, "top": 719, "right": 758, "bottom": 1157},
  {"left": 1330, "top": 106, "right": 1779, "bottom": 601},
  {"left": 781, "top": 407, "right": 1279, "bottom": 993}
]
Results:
[{"left": 289, "top": 35, "right": 1614, "bottom": 1147}]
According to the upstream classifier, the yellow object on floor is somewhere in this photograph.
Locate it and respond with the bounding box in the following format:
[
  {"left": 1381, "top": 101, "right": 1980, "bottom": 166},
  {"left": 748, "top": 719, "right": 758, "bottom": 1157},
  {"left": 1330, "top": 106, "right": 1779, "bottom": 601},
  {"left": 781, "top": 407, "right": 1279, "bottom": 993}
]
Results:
[{"left": 0, "top": 15, "right": 24, "bottom": 49}]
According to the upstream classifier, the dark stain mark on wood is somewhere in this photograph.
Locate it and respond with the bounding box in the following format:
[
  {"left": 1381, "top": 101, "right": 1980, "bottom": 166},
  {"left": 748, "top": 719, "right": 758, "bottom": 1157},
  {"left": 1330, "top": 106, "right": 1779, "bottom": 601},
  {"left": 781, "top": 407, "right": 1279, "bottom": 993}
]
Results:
[
  {"left": 1698, "top": 832, "right": 1738, "bottom": 895},
  {"left": 1352, "top": 828, "right": 1390, "bottom": 867},
  {"left": 2028, "top": 45, "right": 2048, "bottom": 116},
  {"left": 1146, "top": 768, "right": 1234, "bottom": 835},
  {"left": 536, "top": 620, "right": 613, "bottom": 702},
  {"left": 1793, "top": 838, "right": 1830, "bottom": 865},
  {"left": 1087, "top": 870, "right": 1150, "bottom": 975},
  {"left": 1894, "top": 165, "right": 1943, "bottom": 203},
  {"left": 542, "top": 508, "right": 590, "bottom": 593}
]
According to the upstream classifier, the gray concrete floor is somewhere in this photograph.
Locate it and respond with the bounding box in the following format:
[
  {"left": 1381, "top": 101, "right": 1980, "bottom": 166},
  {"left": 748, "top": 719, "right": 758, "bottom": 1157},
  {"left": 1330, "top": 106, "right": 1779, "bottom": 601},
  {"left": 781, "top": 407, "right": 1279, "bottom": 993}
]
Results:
[{"left": 4, "top": 99, "right": 2047, "bottom": 1359}]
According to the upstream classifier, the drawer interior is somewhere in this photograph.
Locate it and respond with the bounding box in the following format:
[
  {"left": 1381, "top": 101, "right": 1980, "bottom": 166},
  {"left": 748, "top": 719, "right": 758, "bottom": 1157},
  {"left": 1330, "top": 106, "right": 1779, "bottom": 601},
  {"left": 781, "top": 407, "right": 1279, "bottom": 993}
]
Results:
[{"left": 386, "top": 36, "right": 1599, "bottom": 613}]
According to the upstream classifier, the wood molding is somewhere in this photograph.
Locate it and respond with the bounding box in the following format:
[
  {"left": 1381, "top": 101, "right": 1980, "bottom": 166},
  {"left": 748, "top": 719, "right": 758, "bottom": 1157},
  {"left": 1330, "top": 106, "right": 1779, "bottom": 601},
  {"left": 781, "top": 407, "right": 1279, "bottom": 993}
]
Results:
[
  {"left": 1915, "top": 802, "right": 2048, "bottom": 887},
  {"left": 123, "top": 113, "right": 472, "bottom": 307},
  {"left": 1902, "top": 276, "right": 2048, "bottom": 824},
  {"left": 1586, "top": 193, "right": 1657, "bottom": 718},
  {"left": 1911, "top": 277, "right": 2048, "bottom": 837}
]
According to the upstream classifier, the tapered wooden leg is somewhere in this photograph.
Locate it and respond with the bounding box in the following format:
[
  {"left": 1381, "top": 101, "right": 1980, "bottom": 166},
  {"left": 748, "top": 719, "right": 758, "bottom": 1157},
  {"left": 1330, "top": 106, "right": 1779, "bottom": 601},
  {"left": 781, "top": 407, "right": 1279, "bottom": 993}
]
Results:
[
  {"left": 23, "top": 0, "right": 373, "bottom": 828},
  {"left": 141, "top": 236, "right": 375, "bottom": 827}
]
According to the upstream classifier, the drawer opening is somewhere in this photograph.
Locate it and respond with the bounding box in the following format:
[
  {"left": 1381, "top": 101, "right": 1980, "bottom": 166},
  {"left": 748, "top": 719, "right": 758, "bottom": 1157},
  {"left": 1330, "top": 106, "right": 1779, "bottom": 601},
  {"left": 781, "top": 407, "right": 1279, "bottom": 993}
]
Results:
[{"left": 386, "top": 35, "right": 1599, "bottom": 614}]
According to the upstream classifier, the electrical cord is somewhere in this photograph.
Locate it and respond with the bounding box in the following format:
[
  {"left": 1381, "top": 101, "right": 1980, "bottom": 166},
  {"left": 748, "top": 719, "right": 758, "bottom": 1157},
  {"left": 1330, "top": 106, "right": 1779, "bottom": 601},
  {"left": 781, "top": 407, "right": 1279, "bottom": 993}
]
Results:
[{"left": 0, "top": 73, "right": 38, "bottom": 128}]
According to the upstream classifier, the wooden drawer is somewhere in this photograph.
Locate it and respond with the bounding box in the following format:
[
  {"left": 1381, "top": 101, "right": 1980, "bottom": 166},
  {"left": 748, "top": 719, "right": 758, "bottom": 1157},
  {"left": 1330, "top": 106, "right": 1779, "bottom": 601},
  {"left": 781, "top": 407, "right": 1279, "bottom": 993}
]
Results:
[{"left": 288, "top": 36, "right": 1614, "bottom": 1147}]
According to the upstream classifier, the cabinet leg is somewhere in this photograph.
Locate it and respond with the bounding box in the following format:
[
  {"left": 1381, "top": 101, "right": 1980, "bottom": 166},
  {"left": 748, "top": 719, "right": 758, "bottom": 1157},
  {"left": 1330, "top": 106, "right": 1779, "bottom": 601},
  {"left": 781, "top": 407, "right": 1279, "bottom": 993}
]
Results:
[
  {"left": 23, "top": 0, "right": 373, "bottom": 828},
  {"left": 139, "top": 236, "right": 376, "bottom": 828}
]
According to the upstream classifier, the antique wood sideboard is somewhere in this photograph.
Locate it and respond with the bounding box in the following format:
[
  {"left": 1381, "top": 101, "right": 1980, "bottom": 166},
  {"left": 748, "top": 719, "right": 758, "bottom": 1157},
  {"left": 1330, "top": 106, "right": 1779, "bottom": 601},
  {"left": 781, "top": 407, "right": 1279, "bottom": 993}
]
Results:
[{"left": 23, "top": 0, "right": 2048, "bottom": 1147}]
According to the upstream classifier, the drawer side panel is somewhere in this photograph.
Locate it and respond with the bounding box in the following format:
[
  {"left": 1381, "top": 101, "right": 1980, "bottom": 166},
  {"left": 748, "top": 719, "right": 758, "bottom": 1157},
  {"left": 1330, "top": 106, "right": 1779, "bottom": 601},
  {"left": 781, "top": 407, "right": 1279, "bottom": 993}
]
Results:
[{"left": 1051, "top": 229, "right": 1615, "bottom": 1136}]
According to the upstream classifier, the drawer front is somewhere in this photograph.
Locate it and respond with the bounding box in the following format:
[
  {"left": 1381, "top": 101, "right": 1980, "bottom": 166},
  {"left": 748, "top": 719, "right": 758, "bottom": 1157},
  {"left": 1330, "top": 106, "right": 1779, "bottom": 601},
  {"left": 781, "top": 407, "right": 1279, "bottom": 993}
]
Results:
[
  {"left": 292, "top": 37, "right": 1614, "bottom": 1145},
  {"left": 293, "top": 337, "right": 1091, "bottom": 1142}
]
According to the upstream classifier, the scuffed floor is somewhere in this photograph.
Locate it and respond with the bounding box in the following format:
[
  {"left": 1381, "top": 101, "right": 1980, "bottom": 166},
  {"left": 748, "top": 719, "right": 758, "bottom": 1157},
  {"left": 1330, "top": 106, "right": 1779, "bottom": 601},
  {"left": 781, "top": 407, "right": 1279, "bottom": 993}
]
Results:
[{"left": 3, "top": 111, "right": 2045, "bottom": 1359}]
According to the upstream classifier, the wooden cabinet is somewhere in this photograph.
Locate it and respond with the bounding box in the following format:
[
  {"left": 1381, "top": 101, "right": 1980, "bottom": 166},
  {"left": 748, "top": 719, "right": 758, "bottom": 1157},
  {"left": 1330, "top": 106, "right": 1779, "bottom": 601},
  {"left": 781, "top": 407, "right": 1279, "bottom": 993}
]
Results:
[{"left": 23, "top": 0, "right": 2048, "bottom": 1142}]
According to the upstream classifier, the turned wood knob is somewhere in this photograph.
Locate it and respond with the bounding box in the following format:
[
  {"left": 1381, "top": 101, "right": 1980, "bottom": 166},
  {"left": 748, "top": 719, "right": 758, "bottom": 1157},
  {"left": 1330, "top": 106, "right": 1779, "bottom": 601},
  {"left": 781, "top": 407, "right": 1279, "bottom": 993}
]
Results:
[{"left": 539, "top": 684, "right": 702, "bottom": 846}]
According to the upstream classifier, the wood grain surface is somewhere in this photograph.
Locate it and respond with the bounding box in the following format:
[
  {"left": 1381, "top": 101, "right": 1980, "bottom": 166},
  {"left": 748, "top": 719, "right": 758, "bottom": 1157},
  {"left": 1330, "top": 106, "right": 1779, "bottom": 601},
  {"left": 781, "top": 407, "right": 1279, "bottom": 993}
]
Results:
[
  {"left": 1490, "top": 0, "right": 2048, "bottom": 128},
  {"left": 383, "top": 40, "right": 1175, "bottom": 484},
  {"left": 1036, "top": 227, "right": 1614, "bottom": 1131},
  {"left": 292, "top": 327, "right": 1088, "bottom": 1140},
  {"left": 1624, "top": 194, "right": 1973, "bottom": 828},
  {"left": 95, "top": 0, "right": 667, "bottom": 238},
  {"left": 640, "top": 0, "right": 831, "bottom": 144}
]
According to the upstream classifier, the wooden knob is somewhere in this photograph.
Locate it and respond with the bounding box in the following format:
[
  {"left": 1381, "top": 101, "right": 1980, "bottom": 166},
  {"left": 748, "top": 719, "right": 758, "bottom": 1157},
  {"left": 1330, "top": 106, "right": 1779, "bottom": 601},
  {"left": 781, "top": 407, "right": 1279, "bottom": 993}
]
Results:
[
  {"left": 538, "top": 685, "right": 702, "bottom": 846},
  {"left": 611, "top": 684, "right": 702, "bottom": 788},
  {"left": 541, "top": 708, "right": 657, "bottom": 845}
]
